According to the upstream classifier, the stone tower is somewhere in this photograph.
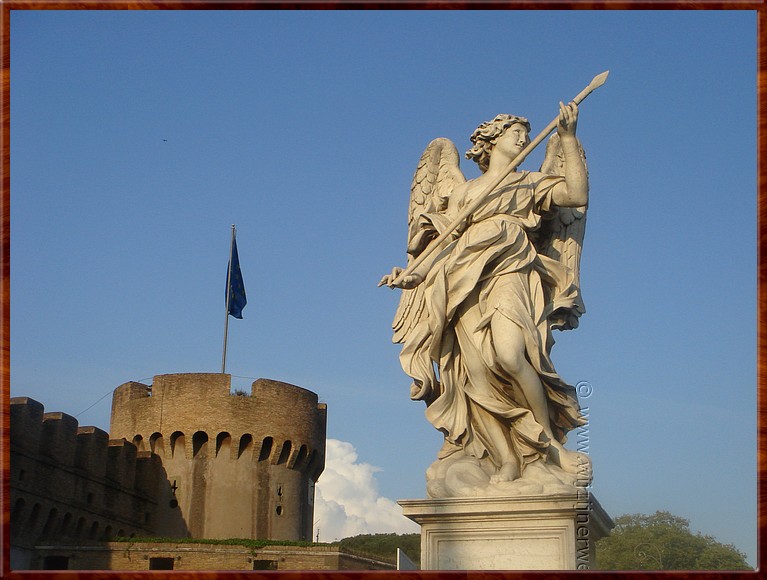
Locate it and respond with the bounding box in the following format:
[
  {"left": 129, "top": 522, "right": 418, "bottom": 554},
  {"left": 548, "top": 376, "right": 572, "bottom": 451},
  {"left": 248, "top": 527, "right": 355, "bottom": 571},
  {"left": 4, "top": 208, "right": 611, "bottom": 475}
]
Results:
[{"left": 109, "top": 373, "right": 326, "bottom": 542}]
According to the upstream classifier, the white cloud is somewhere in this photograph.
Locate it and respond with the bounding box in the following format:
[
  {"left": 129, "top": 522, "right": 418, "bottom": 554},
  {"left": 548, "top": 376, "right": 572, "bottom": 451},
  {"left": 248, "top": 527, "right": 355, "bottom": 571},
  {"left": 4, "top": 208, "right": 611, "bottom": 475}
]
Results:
[{"left": 313, "top": 439, "right": 419, "bottom": 542}]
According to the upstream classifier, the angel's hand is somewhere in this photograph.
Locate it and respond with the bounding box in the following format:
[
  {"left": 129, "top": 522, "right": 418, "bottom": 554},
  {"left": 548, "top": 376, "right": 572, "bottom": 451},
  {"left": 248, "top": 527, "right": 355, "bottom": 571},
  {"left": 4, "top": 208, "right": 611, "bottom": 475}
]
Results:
[
  {"left": 556, "top": 101, "right": 578, "bottom": 138},
  {"left": 378, "top": 267, "right": 424, "bottom": 289}
]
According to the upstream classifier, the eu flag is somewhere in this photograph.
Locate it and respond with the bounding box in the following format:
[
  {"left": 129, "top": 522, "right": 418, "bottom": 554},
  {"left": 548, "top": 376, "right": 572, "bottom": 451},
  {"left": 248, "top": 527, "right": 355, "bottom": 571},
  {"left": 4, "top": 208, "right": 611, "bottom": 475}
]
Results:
[{"left": 226, "top": 238, "right": 247, "bottom": 319}]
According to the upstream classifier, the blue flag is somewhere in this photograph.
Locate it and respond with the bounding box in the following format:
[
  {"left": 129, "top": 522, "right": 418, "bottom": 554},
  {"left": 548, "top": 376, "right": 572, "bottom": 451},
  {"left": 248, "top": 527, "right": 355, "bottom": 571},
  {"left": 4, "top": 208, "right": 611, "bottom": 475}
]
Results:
[{"left": 226, "top": 238, "right": 247, "bottom": 319}]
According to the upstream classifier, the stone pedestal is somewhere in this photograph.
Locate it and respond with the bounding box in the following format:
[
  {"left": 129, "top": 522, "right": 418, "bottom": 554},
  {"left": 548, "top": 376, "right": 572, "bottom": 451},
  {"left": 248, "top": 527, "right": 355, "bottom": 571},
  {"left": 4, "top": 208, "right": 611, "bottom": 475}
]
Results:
[{"left": 399, "top": 493, "right": 612, "bottom": 570}]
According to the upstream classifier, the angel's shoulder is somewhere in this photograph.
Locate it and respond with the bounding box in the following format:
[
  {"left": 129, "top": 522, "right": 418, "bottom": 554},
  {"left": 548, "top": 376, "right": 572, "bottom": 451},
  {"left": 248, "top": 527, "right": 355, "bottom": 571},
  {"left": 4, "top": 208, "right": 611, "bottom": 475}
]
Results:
[{"left": 453, "top": 177, "right": 474, "bottom": 194}]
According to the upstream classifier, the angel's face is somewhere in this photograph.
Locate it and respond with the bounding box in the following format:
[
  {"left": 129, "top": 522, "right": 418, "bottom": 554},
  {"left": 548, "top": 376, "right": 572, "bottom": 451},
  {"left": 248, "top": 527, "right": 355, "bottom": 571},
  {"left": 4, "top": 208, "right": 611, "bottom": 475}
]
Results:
[{"left": 494, "top": 123, "right": 530, "bottom": 158}]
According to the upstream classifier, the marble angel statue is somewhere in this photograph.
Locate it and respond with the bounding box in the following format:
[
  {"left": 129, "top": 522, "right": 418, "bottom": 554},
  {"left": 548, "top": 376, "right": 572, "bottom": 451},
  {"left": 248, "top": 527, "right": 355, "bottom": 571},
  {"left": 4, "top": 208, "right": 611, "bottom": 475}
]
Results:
[{"left": 380, "top": 102, "right": 592, "bottom": 498}]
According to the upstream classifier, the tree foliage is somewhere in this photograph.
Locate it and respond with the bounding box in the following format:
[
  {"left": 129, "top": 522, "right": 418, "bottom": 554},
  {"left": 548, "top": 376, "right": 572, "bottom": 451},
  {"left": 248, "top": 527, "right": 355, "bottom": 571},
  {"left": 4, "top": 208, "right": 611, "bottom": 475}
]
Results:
[
  {"left": 335, "top": 533, "right": 420, "bottom": 565},
  {"left": 596, "top": 511, "right": 751, "bottom": 570}
]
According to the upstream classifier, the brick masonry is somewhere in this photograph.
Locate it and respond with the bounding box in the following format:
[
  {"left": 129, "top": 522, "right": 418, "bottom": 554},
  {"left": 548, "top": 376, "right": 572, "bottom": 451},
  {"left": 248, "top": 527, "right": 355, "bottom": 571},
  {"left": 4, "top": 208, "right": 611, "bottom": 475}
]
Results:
[
  {"left": 33, "top": 542, "right": 395, "bottom": 571},
  {"left": 10, "top": 373, "right": 340, "bottom": 571}
]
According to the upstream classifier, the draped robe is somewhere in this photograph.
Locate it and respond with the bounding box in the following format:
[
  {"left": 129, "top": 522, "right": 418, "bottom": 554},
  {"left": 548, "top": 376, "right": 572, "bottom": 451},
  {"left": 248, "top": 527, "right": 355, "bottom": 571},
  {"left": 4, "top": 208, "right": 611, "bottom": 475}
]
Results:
[{"left": 397, "top": 171, "right": 586, "bottom": 472}]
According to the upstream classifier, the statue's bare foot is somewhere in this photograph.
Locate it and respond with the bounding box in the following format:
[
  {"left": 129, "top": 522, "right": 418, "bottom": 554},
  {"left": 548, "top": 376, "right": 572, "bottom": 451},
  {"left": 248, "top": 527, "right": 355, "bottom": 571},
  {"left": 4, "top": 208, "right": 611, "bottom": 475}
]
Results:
[
  {"left": 490, "top": 460, "right": 520, "bottom": 483},
  {"left": 549, "top": 444, "right": 591, "bottom": 477}
]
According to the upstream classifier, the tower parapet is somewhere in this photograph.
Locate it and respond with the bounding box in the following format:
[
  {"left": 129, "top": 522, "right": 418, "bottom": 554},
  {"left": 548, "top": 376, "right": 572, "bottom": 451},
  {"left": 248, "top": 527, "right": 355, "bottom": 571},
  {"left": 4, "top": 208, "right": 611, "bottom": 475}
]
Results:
[
  {"left": 9, "top": 397, "right": 167, "bottom": 569},
  {"left": 109, "top": 373, "right": 327, "bottom": 542}
]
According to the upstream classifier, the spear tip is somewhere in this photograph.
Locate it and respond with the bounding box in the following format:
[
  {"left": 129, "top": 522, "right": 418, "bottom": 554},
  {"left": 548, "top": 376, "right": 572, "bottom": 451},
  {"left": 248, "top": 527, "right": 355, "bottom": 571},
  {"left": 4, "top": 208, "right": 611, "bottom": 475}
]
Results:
[{"left": 591, "top": 70, "right": 610, "bottom": 89}]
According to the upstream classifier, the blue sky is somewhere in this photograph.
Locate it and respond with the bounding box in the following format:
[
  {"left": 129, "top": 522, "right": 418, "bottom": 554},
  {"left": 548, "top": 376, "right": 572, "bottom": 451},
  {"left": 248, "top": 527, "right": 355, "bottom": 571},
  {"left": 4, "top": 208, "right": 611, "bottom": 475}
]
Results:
[{"left": 10, "top": 9, "right": 756, "bottom": 564}]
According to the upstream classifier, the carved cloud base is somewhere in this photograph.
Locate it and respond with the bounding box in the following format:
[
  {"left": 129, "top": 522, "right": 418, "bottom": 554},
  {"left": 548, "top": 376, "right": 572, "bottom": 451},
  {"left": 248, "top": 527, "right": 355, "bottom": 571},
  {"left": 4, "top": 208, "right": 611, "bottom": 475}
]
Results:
[{"left": 399, "top": 492, "right": 613, "bottom": 570}]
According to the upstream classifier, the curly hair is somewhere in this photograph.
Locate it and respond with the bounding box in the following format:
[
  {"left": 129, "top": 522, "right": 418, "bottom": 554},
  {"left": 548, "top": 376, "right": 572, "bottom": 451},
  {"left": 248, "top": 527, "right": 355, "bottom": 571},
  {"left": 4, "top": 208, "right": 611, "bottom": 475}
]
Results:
[{"left": 465, "top": 114, "right": 531, "bottom": 173}]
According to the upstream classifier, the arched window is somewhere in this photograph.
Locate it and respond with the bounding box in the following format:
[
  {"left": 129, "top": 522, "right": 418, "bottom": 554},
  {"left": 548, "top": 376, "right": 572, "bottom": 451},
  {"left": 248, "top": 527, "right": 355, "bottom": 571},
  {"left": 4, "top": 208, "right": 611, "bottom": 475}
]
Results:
[
  {"left": 295, "top": 445, "right": 308, "bottom": 468},
  {"left": 132, "top": 435, "right": 146, "bottom": 452},
  {"left": 150, "top": 432, "right": 164, "bottom": 456},
  {"left": 215, "top": 432, "right": 231, "bottom": 457},
  {"left": 306, "top": 450, "right": 319, "bottom": 474},
  {"left": 28, "top": 503, "right": 41, "bottom": 532},
  {"left": 192, "top": 431, "right": 209, "bottom": 457},
  {"left": 276, "top": 440, "right": 292, "bottom": 465},
  {"left": 88, "top": 521, "right": 99, "bottom": 540},
  {"left": 170, "top": 432, "right": 185, "bottom": 458},
  {"left": 60, "top": 512, "right": 73, "bottom": 536},
  {"left": 238, "top": 434, "right": 253, "bottom": 459},
  {"left": 41, "top": 508, "right": 58, "bottom": 538},
  {"left": 75, "top": 517, "right": 86, "bottom": 538},
  {"left": 258, "top": 437, "right": 273, "bottom": 462},
  {"left": 10, "top": 498, "right": 25, "bottom": 530}
]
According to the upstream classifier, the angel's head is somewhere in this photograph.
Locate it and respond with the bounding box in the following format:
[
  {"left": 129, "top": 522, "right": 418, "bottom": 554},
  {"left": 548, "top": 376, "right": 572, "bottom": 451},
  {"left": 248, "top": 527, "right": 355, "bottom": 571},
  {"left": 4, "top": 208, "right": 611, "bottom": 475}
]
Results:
[{"left": 466, "top": 114, "right": 531, "bottom": 173}]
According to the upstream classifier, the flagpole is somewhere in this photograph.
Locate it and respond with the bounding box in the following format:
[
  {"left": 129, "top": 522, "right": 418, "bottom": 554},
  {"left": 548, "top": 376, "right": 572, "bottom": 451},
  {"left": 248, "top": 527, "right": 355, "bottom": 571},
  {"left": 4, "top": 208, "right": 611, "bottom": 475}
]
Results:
[{"left": 221, "top": 224, "right": 236, "bottom": 374}]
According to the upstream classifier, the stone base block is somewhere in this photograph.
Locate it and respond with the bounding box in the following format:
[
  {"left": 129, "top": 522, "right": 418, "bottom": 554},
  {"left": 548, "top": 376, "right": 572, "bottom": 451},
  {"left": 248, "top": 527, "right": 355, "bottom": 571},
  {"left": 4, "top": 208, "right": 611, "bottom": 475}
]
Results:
[{"left": 399, "top": 493, "right": 612, "bottom": 570}]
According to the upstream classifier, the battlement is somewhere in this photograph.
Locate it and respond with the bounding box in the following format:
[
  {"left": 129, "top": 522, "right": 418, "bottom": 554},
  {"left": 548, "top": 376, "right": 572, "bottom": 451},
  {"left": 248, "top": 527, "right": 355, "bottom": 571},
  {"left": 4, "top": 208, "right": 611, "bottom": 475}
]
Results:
[
  {"left": 10, "top": 398, "right": 44, "bottom": 456},
  {"left": 10, "top": 397, "right": 167, "bottom": 559},
  {"left": 108, "top": 373, "right": 327, "bottom": 542},
  {"left": 11, "top": 372, "right": 328, "bottom": 552},
  {"left": 11, "top": 397, "right": 163, "bottom": 501},
  {"left": 114, "top": 373, "right": 323, "bottom": 411},
  {"left": 110, "top": 374, "right": 326, "bottom": 478}
]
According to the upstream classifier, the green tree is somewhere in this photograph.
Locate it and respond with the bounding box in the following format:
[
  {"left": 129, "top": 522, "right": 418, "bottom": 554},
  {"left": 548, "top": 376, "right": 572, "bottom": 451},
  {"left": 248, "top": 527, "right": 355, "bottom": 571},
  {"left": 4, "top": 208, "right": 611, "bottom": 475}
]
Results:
[
  {"left": 596, "top": 511, "right": 751, "bottom": 570},
  {"left": 335, "top": 533, "right": 420, "bottom": 565}
]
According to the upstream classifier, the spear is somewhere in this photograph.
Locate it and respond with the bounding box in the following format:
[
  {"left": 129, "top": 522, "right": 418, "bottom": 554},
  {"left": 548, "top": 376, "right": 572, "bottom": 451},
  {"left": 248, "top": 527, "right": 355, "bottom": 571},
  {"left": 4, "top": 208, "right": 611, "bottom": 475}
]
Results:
[{"left": 386, "top": 71, "right": 609, "bottom": 288}]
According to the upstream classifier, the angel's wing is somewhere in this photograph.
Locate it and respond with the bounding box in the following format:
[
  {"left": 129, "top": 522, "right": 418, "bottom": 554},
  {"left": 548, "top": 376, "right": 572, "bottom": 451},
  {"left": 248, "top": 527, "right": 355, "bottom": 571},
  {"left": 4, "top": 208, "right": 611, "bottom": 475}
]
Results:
[
  {"left": 534, "top": 133, "right": 588, "bottom": 331},
  {"left": 393, "top": 137, "right": 465, "bottom": 344}
]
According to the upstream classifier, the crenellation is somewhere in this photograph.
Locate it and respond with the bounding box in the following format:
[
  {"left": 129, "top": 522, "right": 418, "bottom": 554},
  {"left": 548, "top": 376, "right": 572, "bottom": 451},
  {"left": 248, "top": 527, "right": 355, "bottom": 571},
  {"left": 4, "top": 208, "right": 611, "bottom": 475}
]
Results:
[
  {"left": 10, "top": 398, "right": 168, "bottom": 569},
  {"left": 134, "top": 452, "right": 162, "bottom": 496},
  {"left": 106, "top": 439, "right": 138, "bottom": 490},
  {"left": 117, "top": 381, "right": 151, "bottom": 399},
  {"left": 10, "top": 398, "right": 45, "bottom": 453},
  {"left": 109, "top": 373, "right": 326, "bottom": 542},
  {"left": 41, "top": 412, "right": 79, "bottom": 466},
  {"left": 75, "top": 427, "right": 109, "bottom": 477},
  {"left": 152, "top": 372, "right": 230, "bottom": 401},
  {"left": 13, "top": 373, "right": 328, "bottom": 567}
]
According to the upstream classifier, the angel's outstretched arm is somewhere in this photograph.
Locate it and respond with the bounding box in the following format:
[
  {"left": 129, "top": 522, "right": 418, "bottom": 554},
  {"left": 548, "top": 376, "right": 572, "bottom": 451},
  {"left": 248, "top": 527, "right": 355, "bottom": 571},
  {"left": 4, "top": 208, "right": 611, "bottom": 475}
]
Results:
[
  {"left": 378, "top": 230, "right": 453, "bottom": 289},
  {"left": 551, "top": 102, "right": 589, "bottom": 208},
  {"left": 378, "top": 266, "right": 421, "bottom": 289}
]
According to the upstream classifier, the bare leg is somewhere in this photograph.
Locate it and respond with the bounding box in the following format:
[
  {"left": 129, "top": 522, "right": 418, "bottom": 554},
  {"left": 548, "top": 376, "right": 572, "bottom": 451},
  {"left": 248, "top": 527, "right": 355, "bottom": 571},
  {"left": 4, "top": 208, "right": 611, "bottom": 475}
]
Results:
[
  {"left": 459, "top": 338, "right": 521, "bottom": 481},
  {"left": 491, "top": 315, "right": 582, "bottom": 473},
  {"left": 491, "top": 316, "right": 553, "bottom": 437},
  {"left": 451, "top": 298, "right": 522, "bottom": 482}
]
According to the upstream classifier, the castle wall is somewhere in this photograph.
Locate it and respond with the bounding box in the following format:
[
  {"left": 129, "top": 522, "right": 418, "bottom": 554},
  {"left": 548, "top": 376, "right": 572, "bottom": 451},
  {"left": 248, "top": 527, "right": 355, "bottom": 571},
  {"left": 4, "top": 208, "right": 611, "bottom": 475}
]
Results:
[
  {"left": 9, "top": 397, "right": 179, "bottom": 570},
  {"left": 33, "top": 541, "right": 396, "bottom": 571},
  {"left": 109, "top": 373, "right": 327, "bottom": 542}
]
